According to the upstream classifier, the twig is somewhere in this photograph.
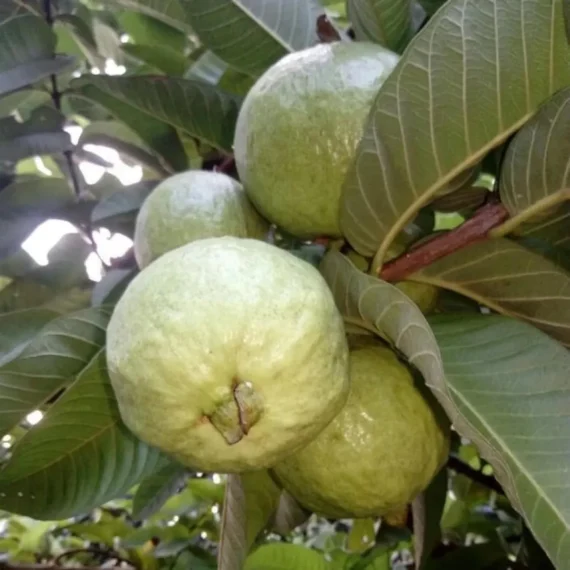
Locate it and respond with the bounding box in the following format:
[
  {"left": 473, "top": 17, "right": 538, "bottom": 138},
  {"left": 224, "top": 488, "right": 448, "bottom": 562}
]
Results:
[
  {"left": 378, "top": 201, "right": 509, "bottom": 281},
  {"left": 447, "top": 455, "right": 504, "bottom": 495}
]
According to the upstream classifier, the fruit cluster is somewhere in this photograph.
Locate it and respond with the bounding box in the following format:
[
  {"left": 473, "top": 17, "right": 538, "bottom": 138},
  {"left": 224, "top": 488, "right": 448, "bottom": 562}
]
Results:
[{"left": 106, "top": 42, "right": 449, "bottom": 523}]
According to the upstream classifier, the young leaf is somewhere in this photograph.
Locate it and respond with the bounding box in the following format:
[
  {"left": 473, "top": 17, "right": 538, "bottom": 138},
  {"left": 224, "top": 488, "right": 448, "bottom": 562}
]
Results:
[
  {"left": 428, "top": 314, "right": 570, "bottom": 570},
  {"left": 0, "top": 350, "right": 167, "bottom": 520},
  {"left": 495, "top": 86, "right": 570, "bottom": 233},
  {"left": 132, "top": 461, "right": 189, "bottom": 521},
  {"left": 0, "top": 307, "right": 111, "bottom": 436},
  {"left": 414, "top": 238, "right": 570, "bottom": 347},
  {"left": 346, "top": 0, "right": 413, "bottom": 53},
  {"left": 182, "top": 0, "right": 324, "bottom": 75},
  {"left": 218, "top": 474, "right": 247, "bottom": 570},
  {"left": 340, "top": 0, "right": 570, "bottom": 264},
  {"left": 71, "top": 75, "right": 241, "bottom": 153},
  {"left": 244, "top": 543, "right": 329, "bottom": 570}
]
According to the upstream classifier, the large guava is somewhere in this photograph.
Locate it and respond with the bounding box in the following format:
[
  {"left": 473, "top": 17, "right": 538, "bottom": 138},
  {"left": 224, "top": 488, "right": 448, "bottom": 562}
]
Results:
[
  {"left": 233, "top": 42, "right": 400, "bottom": 239},
  {"left": 133, "top": 170, "right": 268, "bottom": 268},
  {"left": 272, "top": 344, "right": 449, "bottom": 519},
  {"left": 106, "top": 236, "right": 350, "bottom": 473}
]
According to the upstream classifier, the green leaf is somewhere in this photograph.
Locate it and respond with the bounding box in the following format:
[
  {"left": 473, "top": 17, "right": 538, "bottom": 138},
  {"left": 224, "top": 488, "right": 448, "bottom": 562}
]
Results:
[
  {"left": 219, "top": 474, "right": 247, "bottom": 570},
  {"left": 271, "top": 490, "right": 310, "bottom": 536},
  {"left": 0, "top": 14, "right": 75, "bottom": 96},
  {"left": 132, "top": 461, "right": 188, "bottom": 521},
  {"left": 0, "top": 307, "right": 110, "bottom": 436},
  {"left": 347, "top": 0, "right": 413, "bottom": 53},
  {"left": 72, "top": 74, "right": 241, "bottom": 154},
  {"left": 118, "top": 10, "right": 188, "bottom": 51},
  {"left": 186, "top": 50, "right": 229, "bottom": 85},
  {"left": 0, "top": 308, "right": 60, "bottom": 367},
  {"left": 428, "top": 314, "right": 570, "bottom": 570},
  {"left": 414, "top": 237, "right": 570, "bottom": 347},
  {"left": 412, "top": 467, "right": 448, "bottom": 569},
  {"left": 241, "top": 471, "right": 281, "bottom": 549},
  {"left": 424, "top": 542, "right": 506, "bottom": 570},
  {"left": 0, "top": 89, "right": 51, "bottom": 119},
  {"left": 347, "top": 518, "right": 376, "bottom": 553},
  {"left": 340, "top": 0, "right": 570, "bottom": 263},
  {"left": 564, "top": 0, "right": 570, "bottom": 43},
  {"left": 417, "top": 0, "right": 447, "bottom": 16},
  {"left": 496, "top": 86, "right": 570, "bottom": 234},
  {"left": 121, "top": 43, "right": 188, "bottom": 76},
  {"left": 92, "top": 268, "right": 137, "bottom": 307},
  {"left": 182, "top": 0, "right": 324, "bottom": 76},
  {"left": 430, "top": 185, "right": 489, "bottom": 214},
  {"left": 244, "top": 543, "right": 329, "bottom": 570},
  {"left": 104, "top": 0, "right": 192, "bottom": 32},
  {"left": 0, "top": 350, "right": 166, "bottom": 520},
  {"left": 55, "top": 13, "right": 103, "bottom": 68}
]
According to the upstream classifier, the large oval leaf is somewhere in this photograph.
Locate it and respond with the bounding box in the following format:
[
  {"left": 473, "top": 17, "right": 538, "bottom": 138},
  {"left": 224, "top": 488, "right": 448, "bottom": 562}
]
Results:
[
  {"left": 340, "top": 0, "right": 570, "bottom": 263},
  {"left": 429, "top": 314, "right": 570, "bottom": 570},
  {"left": 413, "top": 238, "right": 570, "bottom": 347},
  {"left": 496, "top": 86, "right": 570, "bottom": 231},
  {"left": 182, "top": 0, "right": 324, "bottom": 76},
  {"left": 72, "top": 75, "right": 241, "bottom": 153},
  {"left": 0, "top": 307, "right": 111, "bottom": 436},
  {"left": 0, "top": 350, "right": 166, "bottom": 520}
]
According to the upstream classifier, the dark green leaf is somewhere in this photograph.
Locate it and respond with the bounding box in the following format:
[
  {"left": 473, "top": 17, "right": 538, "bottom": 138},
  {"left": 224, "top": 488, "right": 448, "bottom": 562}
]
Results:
[
  {"left": 55, "top": 13, "right": 103, "bottom": 68},
  {"left": 414, "top": 238, "right": 570, "bottom": 347},
  {"left": 340, "top": 0, "right": 570, "bottom": 263},
  {"left": 182, "top": 0, "right": 324, "bottom": 75},
  {"left": 92, "top": 16, "right": 123, "bottom": 63},
  {"left": 0, "top": 350, "right": 166, "bottom": 520},
  {"left": 347, "top": 0, "right": 413, "bottom": 53},
  {"left": 72, "top": 75, "right": 242, "bottom": 153},
  {"left": 417, "top": 0, "right": 447, "bottom": 16},
  {"left": 497, "top": 86, "right": 570, "bottom": 234},
  {"left": 218, "top": 474, "right": 247, "bottom": 570},
  {"left": 91, "top": 268, "right": 137, "bottom": 307},
  {"left": 564, "top": 0, "right": 570, "bottom": 43},
  {"left": 0, "top": 306, "right": 110, "bottom": 436},
  {"left": 425, "top": 542, "right": 506, "bottom": 570},
  {"left": 429, "top": 314, "right": 570, "bottom": 570},
  {"left": 132, "top": 461, "right": 189, "bottom": 521},
  {"left": 104, "top": 0, "right": 192, "bottom": 32},
  {"left": 412, "top": 466, "right": 448, "bottom": 569},
  {"left": 430, "top": 185, "right": 489, "bottom": 214},
  {"left": 186, "top": 50, "right": 229, "bottom": 85},
  {"left": 118, "top": 10, "right": 188, "bottom": 50},
  {"left": 121, "top": 43, "right": 188, "bottom": 76},
  {"left": 244, "top": 543, "right": 328, "bottom": 570},
  {"left": 0, "top": 308, "right": 60, "bottom": 367},
  {"left": 0, "top": 89, "right": 51, "bottom": 119}
]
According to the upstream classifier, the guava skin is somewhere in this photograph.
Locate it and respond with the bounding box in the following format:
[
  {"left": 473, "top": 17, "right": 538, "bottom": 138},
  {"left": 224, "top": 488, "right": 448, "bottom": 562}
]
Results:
[
  {"left": 272, "top": 345, "right": 449, "bottom": 519},
  {"left": 106, "top": 237, "right": 350, "bottom": 473},
  {"left": 233, "top": 42, "right": 400, "bottom": 239},
  {"left": 133, "top": 170, "right": 268, "bottom": 268}
]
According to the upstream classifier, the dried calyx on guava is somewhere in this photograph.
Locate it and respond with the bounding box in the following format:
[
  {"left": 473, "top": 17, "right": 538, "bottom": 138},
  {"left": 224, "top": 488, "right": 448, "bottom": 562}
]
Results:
[
  {"left": 105, "top": 236, "right": 350, "bottom": 473},
  {"left": 272, "top": 344, "right": 450, "bottom": 520},
  {"left": 233, "top": 41, "right": 400, "bottom": 239},
  {"left": 133, "top": 169, "right": 268, "bottom": 269}
]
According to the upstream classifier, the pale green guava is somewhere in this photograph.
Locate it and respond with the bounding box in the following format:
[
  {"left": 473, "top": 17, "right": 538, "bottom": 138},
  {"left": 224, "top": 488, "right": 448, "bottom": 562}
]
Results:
[
  {"left": 106, "top": 236, "right": 350, "bottom": 473},
  {"left": 233, "top": 42, "right": 400, "bottom": 239},
  {"left": 133, "top": 170, "right": 268, "bottom": 268},
  {"left": 272, "top": 344, "right": 449, "bottom": 519}
]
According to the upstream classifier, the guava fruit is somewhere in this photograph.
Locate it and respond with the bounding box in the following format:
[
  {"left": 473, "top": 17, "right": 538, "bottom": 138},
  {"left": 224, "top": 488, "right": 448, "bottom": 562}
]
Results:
[
  {"left": 233, "top": 42, "right": 400, "bottom": 239},
  {"left": 272, "top": 344, "right": 449, "bottom": 519},
  {"left": 395, "top": 281, "right": 440, "bottom": 314},
  {"left": 106, "top": 236, "right": 350, "bottom": 473},
  {"left": 133, "top": 170, "right": 268, "bottom": 268}
]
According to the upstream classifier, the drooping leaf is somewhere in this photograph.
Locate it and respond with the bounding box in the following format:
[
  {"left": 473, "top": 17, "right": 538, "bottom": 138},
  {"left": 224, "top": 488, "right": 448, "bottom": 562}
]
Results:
[
  {"left": 0, "top": 308, "right": 60, "bottom": 367},
  {"left": 103, "top": 0, "right": 192, "bottom": 32},
  {"left": 132, "top": 461, "right": 189, "bottom": 521},
  {"left": 71, "top": 75, "right": 241, "bottom": 154},
  {"left": 497, "top": 86, "right": 570, "bottom": 233},
  {"left": 414, "top": 238, "right": 570, "bottom": 347},
  {"left": 271, "top": 490, "right": 310, "bottom": 536},
  {"left": 0, "top": 350, "right": 166, "bottom": 520},
  {"left": 340, "top": 0, "right": 570, "bottom": 263},
  {"left": 0, "top": 306, "right": 110, "bottom": 436},
  {"left": 244, "top": 543, "right": 329, "bottom": 570},
  {"left": 182, "top": 0, "right": 324, "bottom": 76},
  {"left": 0, "top": 14, "right": 75, "bottom": 96},
  {"left": 218, "top": 474, "right": 247, "bottom": 570},
  {"left": 412, "top": 466, "right": 448, "bottom": 569},
  {"left": 91, "top": 268, "right": 137, "bottom": 307},
  {"left": 347, "top": 0, "right": 413, "bottom": 53}
]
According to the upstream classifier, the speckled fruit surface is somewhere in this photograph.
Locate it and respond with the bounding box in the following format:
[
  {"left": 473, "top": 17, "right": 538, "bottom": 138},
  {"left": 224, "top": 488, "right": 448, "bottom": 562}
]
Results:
[
  {"left": 272, "top": 344, "right": 449, "bottom": 518},
  {"left": 134, "top": 170, "right": 268, "bottom": 268},
  {"left": 233, "top": 42, "right": 399, "bottom": 239},
  {"left": 106, "top": 237, "right": 350, "bottom": 473}
]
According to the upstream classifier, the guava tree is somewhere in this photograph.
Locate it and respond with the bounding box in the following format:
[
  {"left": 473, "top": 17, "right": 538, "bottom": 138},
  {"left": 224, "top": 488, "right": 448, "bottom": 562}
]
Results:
[{"left": 0, "top": 1, "right": 569, "bottom": 570}]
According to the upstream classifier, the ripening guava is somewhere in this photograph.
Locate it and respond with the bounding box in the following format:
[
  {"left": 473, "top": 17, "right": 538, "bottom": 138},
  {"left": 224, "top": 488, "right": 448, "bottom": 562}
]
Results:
[
  {"left": 272, "top": 344, "right": 449, "bottom": 519},
  {"left": 233, "top": 42, "right": 399, "bottom": 239},
  {"left": 106, "top": 236, "right": 350, "bottom": 473},
  {"left": 133, "top": 170, "right": 268, "bottom": 268}
]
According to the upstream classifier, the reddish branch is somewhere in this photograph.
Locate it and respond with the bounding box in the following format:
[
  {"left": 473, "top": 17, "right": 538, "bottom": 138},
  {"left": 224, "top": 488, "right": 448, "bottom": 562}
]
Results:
[{"left": 379, "top": 201, "right": 509, "bottom": 282}]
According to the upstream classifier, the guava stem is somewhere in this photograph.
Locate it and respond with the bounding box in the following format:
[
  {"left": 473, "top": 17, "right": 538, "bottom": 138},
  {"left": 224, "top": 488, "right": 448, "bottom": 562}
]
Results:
[{"left": 208, "top": 381, "right": 264, "bottom": 445}]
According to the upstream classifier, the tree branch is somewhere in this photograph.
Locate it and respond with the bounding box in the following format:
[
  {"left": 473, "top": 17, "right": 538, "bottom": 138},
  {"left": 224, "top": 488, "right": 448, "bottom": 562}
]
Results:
[
  {"left": 447, "top": 455, "right": 504, "bottom": 495},
  {"left": 378, "top": 201, "right": 509, "bottom": 281}
]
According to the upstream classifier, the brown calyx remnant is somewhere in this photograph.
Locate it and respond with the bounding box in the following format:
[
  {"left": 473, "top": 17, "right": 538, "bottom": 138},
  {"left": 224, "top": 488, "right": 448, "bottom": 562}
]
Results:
[{"left": 208, "top": 380, "right": 263, "bottom": 445}]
